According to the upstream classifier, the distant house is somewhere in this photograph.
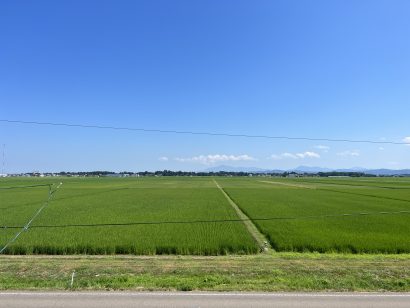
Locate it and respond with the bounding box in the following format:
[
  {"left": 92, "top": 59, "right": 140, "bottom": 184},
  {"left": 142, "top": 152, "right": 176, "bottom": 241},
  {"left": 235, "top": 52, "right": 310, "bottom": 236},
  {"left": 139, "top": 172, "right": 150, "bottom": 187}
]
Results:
[{"left": 105, "top": 173, "right": 122, "bottom": 178}]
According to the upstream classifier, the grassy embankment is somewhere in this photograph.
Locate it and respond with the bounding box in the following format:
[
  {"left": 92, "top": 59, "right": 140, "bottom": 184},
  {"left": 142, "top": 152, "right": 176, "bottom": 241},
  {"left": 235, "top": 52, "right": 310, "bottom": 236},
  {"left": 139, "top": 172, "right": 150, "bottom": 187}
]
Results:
[{"left": 0, "top": 252, "right": 409, "bottom": 291}]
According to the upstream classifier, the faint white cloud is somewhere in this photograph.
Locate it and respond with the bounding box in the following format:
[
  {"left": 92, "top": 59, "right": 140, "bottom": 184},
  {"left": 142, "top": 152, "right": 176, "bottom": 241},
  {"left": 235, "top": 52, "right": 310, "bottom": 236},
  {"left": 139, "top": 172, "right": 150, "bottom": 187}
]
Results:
[
  {"left": 297, "top": 151, "right": 321, "bottom": 159},
  {"left": 337, "top": 150, "right": 360, "bottom": 157},
  {"left": 282, "top": 152, "right": 298, "bottom": 159},
  {"left": 158, "top": 156, "right": 169, "bottom": 161},
  {"left": 175, "top": 154, "right": 256, "bottom": 165},
  {"left": 403, "top": 137, "right": 410, "bottom": 145},
  {"left": 269, "top": 151, "right": 320, "bottom": 160},
  {"left": 378, "top": 147, "right": 385, "bottom": 151},
  {"left": 315, "top": 145, "right": 330, "bottom": 152}
]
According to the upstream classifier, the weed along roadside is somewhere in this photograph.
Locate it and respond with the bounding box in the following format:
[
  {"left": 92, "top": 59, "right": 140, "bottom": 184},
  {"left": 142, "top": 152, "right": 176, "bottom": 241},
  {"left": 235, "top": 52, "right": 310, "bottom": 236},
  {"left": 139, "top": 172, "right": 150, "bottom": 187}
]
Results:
[{"left": 0, "top": 253, "right": 409, "bottom": 291}]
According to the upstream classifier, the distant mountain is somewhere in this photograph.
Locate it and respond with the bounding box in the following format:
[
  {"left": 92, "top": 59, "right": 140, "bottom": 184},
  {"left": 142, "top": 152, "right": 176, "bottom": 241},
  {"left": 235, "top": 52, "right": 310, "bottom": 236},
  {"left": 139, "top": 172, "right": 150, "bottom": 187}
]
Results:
[
  {"left": 364, "top": 169, "right": 410, "bottom": 176},
  {"left": 203, "top": 165, "right": 280, "bottom": 173},
  {"left": 335, "top": 167, "right": 368, "bottom": 172},
  {"left": 291, "top": 166, "right": 332, "bottom": 173},
  {"left": 203, "top": 165, "right": 410, "bottom": 176},
  {"left": 293, "top": 167, "right": 410, "bottom": 175}
]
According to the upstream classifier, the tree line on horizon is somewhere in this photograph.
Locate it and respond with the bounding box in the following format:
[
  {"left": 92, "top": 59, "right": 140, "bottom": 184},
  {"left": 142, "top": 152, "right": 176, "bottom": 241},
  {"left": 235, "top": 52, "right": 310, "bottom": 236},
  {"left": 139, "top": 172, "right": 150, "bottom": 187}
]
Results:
[{"left": 12, "top": 170, "right": 381, "bottom": 177}]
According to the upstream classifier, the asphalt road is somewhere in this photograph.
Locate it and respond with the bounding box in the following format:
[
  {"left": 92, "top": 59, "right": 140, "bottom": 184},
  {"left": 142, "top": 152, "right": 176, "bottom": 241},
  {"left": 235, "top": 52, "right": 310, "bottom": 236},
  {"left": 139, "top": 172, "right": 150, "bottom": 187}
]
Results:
[{"left": 1, "top": 292, "right": 409, "bottom": 307}]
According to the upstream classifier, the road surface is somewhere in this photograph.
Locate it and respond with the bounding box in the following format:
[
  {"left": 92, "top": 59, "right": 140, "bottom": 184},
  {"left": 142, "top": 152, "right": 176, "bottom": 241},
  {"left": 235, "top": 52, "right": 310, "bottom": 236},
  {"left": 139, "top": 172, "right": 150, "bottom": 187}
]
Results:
[{"left": 1, "top": 292, "right": 409, "bottom": 307}]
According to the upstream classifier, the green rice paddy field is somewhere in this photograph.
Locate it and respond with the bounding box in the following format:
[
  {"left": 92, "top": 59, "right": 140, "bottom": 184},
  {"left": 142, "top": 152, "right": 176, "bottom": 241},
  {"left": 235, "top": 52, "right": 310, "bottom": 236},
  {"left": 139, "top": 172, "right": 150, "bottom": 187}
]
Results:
[{"left": 1, "top": 176, "right": 410, "bottom": 255}]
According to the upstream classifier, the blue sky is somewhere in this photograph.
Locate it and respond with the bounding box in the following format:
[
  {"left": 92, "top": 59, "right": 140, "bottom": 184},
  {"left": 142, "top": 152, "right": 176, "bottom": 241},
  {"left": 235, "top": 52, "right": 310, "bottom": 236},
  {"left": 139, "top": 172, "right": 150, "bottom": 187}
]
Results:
[{"left": 1, "top": 0, "right": 409, "bottom": 172}]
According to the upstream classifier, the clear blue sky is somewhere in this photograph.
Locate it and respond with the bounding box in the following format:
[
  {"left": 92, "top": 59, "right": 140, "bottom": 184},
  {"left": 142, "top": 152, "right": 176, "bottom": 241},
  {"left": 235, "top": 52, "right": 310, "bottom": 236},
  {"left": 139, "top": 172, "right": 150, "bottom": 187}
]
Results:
[{"left": 1, "top": 0, "right": 409, "bottom": 172}]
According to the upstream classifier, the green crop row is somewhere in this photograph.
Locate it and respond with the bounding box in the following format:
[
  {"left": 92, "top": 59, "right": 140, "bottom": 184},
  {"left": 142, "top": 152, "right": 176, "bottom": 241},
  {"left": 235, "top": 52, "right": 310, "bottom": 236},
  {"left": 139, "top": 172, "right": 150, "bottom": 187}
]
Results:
[
  {"left": 1, "top": 176, "right": 409, "bottom": 255},
  {"left": 220, "top": 177, "right": 410, "bottom": 253},
  {"left": 0, "top": 177, "right": 258, "bottom": 255}
]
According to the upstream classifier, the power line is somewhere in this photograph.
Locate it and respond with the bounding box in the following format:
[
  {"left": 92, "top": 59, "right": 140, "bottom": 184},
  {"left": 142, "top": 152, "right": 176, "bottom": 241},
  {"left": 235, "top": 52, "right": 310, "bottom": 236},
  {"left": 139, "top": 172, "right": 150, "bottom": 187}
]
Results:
[
  {"left": 1, "top": 210, "right": 409, "bottom": 229},
  {"left": 0, "top": 119, "right": 407, "bottom": 145}
]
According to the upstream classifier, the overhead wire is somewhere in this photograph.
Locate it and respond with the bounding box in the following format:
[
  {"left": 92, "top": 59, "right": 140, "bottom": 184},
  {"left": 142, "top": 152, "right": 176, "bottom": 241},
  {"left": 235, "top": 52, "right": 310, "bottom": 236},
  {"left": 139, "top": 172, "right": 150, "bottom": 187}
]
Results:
[
  {"left": 0, "top": 119, "right": 407, "bottom": 145},
  {"left": 1, "top": 119, "right": 409, "bottom": 250},
  {"left": 1, "top": 210, "right": 410, "bottom": 230}
]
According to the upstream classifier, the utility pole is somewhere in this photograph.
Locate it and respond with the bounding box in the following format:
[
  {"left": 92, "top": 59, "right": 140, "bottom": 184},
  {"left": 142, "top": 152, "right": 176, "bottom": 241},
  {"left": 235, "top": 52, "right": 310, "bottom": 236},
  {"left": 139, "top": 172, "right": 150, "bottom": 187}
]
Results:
[
  {"left": 1, "top": 144, "right": 4, "bottom": 248},
  {"left": 1, "top": 144, "right": 5, "bottom": 176}
]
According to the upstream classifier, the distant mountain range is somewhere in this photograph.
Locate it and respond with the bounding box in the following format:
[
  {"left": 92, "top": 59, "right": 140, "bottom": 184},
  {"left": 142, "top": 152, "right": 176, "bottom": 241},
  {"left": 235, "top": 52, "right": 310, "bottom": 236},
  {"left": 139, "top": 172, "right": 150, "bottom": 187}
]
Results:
[
  {"left": 204, "top": 165, "right": 410, "bottom": 176},
  {"left": 204, "top": 165, "right": 280, "bottom": 173}
]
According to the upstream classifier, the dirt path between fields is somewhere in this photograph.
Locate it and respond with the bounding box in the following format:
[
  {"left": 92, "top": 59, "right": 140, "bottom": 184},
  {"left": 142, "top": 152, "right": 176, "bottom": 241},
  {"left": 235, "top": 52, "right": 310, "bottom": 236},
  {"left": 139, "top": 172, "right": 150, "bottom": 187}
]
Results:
[
  {"left": 213, "top": 179, "right": 270, "bottom": 252},
  {"left": 259, "top": 180, "right": 316, "bottom": 189}
]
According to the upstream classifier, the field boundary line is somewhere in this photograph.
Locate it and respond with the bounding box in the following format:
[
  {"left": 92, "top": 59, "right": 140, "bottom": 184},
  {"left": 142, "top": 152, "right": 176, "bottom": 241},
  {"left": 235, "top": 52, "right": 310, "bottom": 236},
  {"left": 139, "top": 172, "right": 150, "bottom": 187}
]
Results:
[
  {"left": 259, "top": 180, "right": 315, "bottom": 189},
  {"left": 213, "top": 179, "right": 270, "bottom": 251},
  {"left": 317, "top": 187, "right": 410, "bottom": 204},
  {"left": 0, "top": 182, "right": 63, "bottom": 254},
  {"left": 294, "top": 179, "right": 409, "bottom": 190},
  {"left": 260, "top": 180, "right": 410, "bottom": 203}
]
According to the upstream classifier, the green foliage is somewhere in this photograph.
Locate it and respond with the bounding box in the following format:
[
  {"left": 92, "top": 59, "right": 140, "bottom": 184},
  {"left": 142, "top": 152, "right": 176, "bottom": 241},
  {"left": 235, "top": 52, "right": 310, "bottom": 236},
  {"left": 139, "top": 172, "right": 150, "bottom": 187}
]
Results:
[
  {"left": 0, "top": 177, "right": 258, "bottom": 255},
  {"left": 220, "top": 177, "right": 410, "bottom": 253},
  {"left": 2, "top": 176, "right": 410, "bottom": 255},
  {"left": 1, "top": 253, "right": 409, "bottom": 291}
]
